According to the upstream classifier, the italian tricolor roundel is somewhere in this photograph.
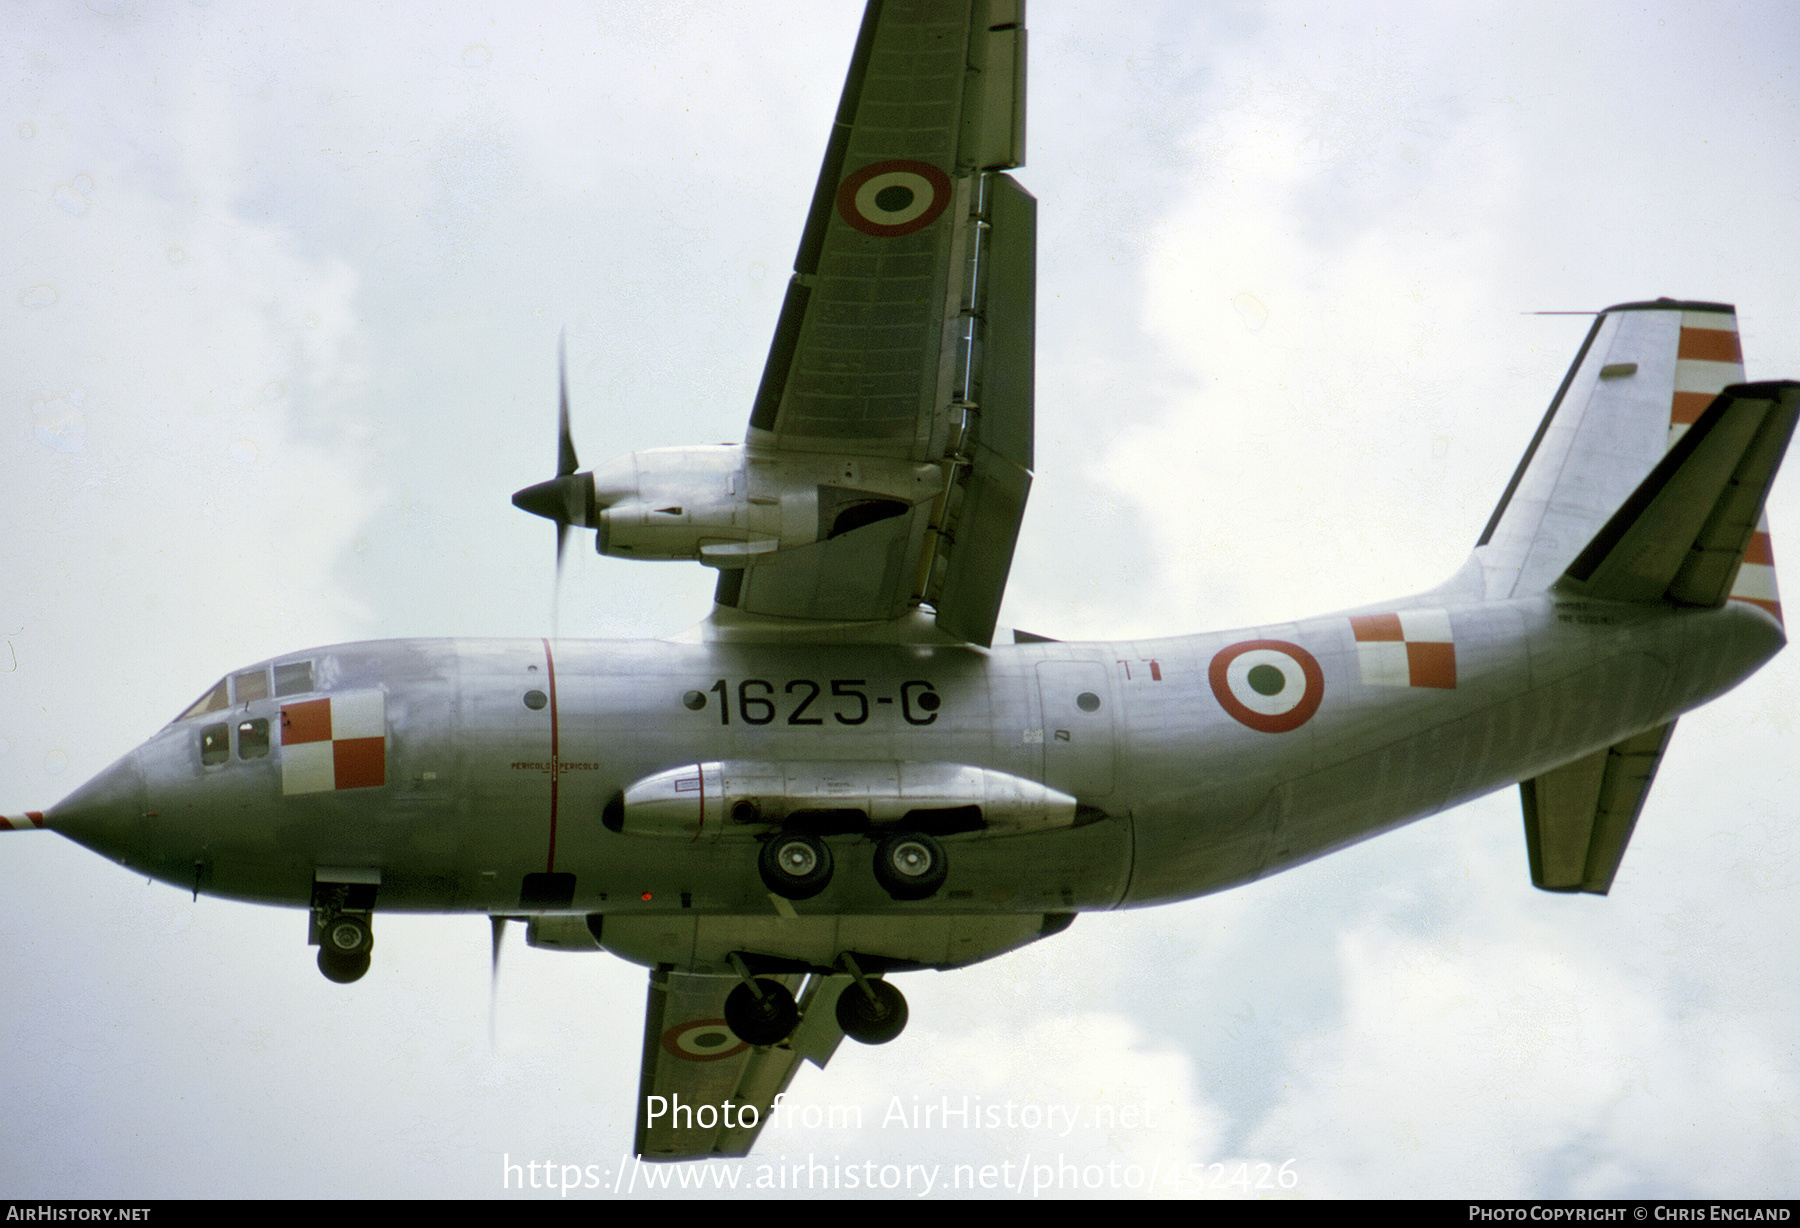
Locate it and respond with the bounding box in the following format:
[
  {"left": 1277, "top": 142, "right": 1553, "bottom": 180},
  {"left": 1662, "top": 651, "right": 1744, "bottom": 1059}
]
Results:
[
  {"left": 661, "top": 1018, "right": 747, "bottom": 1063},
  {"left": 1209, "top": 640, "right": 1325, "bottom": 733},
  {"left": 836, "top": 160, "right": 952, "bottom": 237},
  {"left": 280, "top": 690, "right": 386, "bottom": 795}
]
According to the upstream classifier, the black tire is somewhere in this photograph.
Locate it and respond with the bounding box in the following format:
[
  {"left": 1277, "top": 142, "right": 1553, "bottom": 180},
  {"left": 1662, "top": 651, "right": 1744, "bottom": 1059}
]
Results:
[
  {"left": 758, "top": 830, "right": 833, "bottom": 900},
  {"left": 724, "top": 978, "right": 799, "bottom": 1046},
  {"left": 873, "top": 830, "right": 947, "bottom": 900},
  {"left": 835, "top": 978, "right": 908, "bottom": 1045},
  {"left": 317, "top": 947, "right": 370, "bottom": 984},
  {"left": 321, "top": 913, "right": 372, "bottom": 957}
]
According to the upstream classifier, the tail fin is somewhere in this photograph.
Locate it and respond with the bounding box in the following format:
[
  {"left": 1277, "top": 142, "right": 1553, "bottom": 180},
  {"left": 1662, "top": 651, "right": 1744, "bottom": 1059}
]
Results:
[
  {"left": 1499, "top": 301, "right": 1798, "bottom": 895},
  {"left": 1476, "top": 301, "right": 1789, "bottom": 620}
]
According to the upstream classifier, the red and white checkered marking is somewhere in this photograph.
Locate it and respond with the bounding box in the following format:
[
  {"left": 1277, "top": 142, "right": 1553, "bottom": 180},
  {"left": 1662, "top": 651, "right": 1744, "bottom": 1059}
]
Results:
[
  {"left": 281, "top": 690, "right": 386, "bottom": 795},
  {"left": 1351, "top": 609, "right": 1457, "bottom": 689},
  {"left": 1, "top": 811, "right": 45, "bottom": 831}
]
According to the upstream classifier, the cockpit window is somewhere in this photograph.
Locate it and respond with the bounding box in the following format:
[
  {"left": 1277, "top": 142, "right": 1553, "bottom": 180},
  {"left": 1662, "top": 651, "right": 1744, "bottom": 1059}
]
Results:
[
  {"left": 200, "top": 722, "right": 230, "bottom": 766},
  {"left": 178, "top": 679, "right": 231, "bottom": 722},
  {"left": 274, "top": 660, "right": 314, "bottom": 698},
  {"left": 234, "top": 668, "right": 270, "bottom": 703}
]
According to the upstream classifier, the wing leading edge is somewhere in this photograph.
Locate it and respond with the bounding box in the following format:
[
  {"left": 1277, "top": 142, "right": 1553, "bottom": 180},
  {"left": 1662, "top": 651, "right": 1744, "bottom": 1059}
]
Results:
[{"left": 715, "top": 0, "right": 1035, "bottom": 645}]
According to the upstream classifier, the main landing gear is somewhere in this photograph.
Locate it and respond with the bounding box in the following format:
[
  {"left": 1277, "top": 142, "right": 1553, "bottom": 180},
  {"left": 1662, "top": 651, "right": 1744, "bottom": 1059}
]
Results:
[
  {"left": 723, "top": 977, "right": 801, "bottom": 1046},
  {"left": 721, "top": 953, "right": 910, "bottom": 1048},
  {"left": 834, "top": 955, "right": 907, "bottom": 1045},
  {"left": 722, "top": 952, "right": 801, "bottom": 1046},
  {"left": 872, "top": 830, "right": 947, "bottom": 901},
  {"left": 757, "top": 828, "right": 950, "bottom": 902},
  {"left": 758, "top": 830, "right": 833, "bottom": 900}
]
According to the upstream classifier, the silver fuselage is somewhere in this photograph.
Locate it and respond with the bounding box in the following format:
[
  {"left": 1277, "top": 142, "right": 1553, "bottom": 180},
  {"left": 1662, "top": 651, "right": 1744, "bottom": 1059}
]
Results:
[{"left": 50, "top": 586, "right": 1782, "bottom": 955}]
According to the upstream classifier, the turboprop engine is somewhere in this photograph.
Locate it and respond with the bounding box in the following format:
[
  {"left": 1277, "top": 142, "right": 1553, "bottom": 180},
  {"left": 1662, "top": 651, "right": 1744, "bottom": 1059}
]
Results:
[{"left": 507, "top": 342, "right": 942, "bottom": 570}]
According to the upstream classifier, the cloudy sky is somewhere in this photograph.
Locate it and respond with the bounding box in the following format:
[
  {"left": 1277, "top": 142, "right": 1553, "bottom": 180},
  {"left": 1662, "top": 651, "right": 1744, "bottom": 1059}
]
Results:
[{"left": 3, "top": 0, "right": 1798, "bottom": 1200}]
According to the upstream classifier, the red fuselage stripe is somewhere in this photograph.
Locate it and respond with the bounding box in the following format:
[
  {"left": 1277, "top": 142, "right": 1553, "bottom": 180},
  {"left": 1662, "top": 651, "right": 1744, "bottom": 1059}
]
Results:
[{"left": 542, "top": 638, "right": 561, "bottom": 872}]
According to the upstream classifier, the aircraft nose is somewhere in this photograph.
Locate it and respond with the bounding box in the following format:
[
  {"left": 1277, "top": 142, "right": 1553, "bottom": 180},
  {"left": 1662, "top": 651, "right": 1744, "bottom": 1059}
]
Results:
[{"left": 43, "top": 752, "right": 148, "bottom": 865}]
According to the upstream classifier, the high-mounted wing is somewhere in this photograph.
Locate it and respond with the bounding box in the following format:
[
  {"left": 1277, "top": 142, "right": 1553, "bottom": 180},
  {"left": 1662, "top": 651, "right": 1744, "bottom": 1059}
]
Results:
[
  {"left": 511, "top": 0, "right": 1035, "bottom": 646},
  {"left": 719, "top": 0, "right": 1033, "bottom": 645},
  {"left": 634, "top": 968, "right": 852, "bottom": 1161}
]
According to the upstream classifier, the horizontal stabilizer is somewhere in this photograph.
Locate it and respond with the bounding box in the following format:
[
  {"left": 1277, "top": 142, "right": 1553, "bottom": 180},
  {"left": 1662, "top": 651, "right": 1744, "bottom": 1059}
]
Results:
[
  {"left": 1521, "top": 722, "right": 1675, "bottom": 894},
  {"left": 1554, "top": 382, "right": 1799, "bottom": 606}
]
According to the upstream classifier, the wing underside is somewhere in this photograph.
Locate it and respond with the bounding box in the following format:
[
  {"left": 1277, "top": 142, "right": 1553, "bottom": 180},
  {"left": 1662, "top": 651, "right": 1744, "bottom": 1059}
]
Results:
[
  {"left": 634, "top": 967, "right": 852, "bottom": 1161},
  {"left": 718, "top": 0, "right": 1035, "bottom": 645}
]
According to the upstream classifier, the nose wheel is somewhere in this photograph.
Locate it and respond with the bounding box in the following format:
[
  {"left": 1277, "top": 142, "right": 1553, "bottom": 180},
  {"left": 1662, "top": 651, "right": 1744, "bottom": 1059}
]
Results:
[
  {"left": 317, "top": 947, "right": 371, "bottom": 983},
  {"left": 311, "top": 880, "right": 377, "bottom": 984},
  {"left": 316, "top": 914, "right": 372, "bottom": 983}
]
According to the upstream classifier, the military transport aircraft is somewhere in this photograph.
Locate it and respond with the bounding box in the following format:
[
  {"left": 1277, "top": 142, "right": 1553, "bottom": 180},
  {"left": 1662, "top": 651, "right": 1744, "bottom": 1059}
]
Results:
[{"left": 6, "top": 0, "right": 1795, "bottom": 1165}]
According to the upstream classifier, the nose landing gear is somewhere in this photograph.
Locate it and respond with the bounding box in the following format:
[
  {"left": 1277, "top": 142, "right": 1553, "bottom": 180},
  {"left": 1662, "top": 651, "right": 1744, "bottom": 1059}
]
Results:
[
  {"left": 311, "top": 876, "right": 377, "bottom": 983},
  {"left": 317, "top": 914, "right": 372, "bottom": 983}
]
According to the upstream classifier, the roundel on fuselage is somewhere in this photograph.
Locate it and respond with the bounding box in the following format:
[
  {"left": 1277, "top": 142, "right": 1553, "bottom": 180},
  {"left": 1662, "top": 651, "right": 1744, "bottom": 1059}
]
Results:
[{"left": 1209, "top": 639, "right": 1325, "bottom": 733}]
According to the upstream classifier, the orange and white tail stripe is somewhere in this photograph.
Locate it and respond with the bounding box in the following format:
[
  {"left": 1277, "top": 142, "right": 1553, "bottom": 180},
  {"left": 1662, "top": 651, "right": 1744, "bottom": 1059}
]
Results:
[
  {"left": 1, "top": 811, "right": 46, "bottom": 831},
  {"left": 1667, "top": 308, "right": 1781, "bottom": 623}
]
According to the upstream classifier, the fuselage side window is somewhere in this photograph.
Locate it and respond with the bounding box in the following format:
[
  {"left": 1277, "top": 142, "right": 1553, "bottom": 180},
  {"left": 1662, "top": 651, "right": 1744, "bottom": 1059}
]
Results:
[
  {"left": 237, "top": 718, "right": 270, "bottom": 759},
  {"left": 179, "top": 679, "right": 231, "bottom": 723},
  {"left": 200, "top": 722, "right": 230, "bottom": 766}
]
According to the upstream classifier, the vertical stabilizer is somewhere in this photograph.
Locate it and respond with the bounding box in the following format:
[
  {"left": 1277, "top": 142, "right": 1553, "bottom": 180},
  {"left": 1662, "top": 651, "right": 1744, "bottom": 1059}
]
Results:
[{"left": 1476, "top": 301, "right": 1782, "bottom": 619}]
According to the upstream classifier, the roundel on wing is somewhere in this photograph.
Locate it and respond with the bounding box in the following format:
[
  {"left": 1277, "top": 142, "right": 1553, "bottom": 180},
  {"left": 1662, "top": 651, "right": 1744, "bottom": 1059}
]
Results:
[
  {"left": 836, "top": 160, "right": 952, "bottom": 237},
  {"left": 1209, "top": 639, "right": 1325, "bottom": 733},
  {"left": 661, "top": 1018, "right": 748, "bottom": 1063}
]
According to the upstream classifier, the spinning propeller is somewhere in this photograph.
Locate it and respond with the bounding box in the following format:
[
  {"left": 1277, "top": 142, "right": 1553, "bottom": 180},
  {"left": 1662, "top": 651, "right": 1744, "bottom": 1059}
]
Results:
[
  {"left": 511, "top": 333, "right": 597, "bottom": 581},
  {"left": 488, "top": 914, "right": 508, "bottom": 1048}
]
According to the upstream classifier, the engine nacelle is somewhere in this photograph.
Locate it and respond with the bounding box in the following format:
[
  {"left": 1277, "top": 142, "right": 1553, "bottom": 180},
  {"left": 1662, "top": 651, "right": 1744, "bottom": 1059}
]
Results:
[
  {"left": 586, "top": 445, "right": 941, "bottom": 566},
  {"left": 606, "top": 760, "right": 1078, "bottom": 839}
]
